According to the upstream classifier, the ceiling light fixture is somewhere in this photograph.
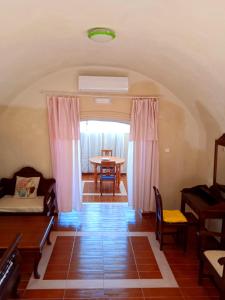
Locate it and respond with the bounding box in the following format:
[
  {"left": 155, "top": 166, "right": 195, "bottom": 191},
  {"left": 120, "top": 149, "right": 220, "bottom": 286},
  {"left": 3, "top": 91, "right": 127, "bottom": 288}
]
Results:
[{"left": 87, "top": 27, "right": 116, "bottom": 42}]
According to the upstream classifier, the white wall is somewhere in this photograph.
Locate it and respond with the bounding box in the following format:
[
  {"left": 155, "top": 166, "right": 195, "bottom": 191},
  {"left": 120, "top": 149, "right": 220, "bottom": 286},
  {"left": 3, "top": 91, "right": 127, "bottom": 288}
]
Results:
[{"left": 0, "top": 66, "right": 215, "bottom": 209}]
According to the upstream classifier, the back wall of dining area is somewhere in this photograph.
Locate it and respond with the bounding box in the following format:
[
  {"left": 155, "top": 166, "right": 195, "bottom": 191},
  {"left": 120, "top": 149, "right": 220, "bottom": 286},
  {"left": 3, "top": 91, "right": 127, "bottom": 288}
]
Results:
[{"left": 0, "top": 65, "right": 213, "bottom": 210}]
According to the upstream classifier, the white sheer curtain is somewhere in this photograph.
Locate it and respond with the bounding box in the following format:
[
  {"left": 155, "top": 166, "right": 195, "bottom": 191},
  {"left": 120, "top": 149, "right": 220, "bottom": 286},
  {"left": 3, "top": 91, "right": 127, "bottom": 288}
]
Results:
[
  {"left": 47, "top": 96, "right": 82, "bottom": 212},
  {"left": 127, "top": 97, "right": 159, "bottom": 212},
  {"left": 80, "top": 122, "right": 129, "bottom": 173}
]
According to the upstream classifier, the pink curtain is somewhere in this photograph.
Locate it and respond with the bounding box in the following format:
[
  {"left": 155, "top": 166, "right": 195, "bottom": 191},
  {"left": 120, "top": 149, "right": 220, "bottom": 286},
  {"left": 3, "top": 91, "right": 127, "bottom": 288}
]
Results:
[
  {"left": 47, "top": 96, "right": 82, "bottom": 212},
  {"left": 127, "top": 97, "right": 159, "bottom": 212}
]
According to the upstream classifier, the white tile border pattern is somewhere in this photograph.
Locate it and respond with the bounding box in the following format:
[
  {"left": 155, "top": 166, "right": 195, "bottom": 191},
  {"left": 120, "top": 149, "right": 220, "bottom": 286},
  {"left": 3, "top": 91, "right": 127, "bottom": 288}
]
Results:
[
  {"left": 27, "top": 231, "right": 178, "bottom": 289},
  {"left": 82, "top": 180, "right": 127, "bottom": 196}
]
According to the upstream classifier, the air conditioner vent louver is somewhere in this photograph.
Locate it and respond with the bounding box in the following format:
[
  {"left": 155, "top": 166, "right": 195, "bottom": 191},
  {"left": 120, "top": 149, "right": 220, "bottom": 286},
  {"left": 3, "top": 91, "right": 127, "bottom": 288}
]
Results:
[{"left": 78, "top": 76, "right": 128, "bottom": 93}]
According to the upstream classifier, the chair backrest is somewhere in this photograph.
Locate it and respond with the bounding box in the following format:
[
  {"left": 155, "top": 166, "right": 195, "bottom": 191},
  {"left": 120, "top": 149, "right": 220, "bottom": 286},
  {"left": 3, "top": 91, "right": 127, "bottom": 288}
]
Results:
[
  {"left": 153, "top": 186, "right": 163, "bottom": 223},
  {"left": 101, "top": 149, "right": 113, "bottom": 156},
  {"left": 100, "top": 161, "right": 116, "bottom": 178}
]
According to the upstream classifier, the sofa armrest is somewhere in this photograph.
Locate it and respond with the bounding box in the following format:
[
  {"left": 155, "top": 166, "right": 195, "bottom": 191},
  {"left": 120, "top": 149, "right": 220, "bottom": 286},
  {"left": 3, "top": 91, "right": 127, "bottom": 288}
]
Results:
[
  {"left": 0, "top": 178, "right": 16, "bottom": 198},
  {"left": 41, "top": 180, "right": 56, "bottom": 215}
]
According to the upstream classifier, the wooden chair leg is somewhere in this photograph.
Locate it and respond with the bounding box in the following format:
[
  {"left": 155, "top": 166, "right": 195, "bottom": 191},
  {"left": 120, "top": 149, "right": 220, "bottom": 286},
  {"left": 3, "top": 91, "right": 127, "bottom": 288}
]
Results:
[
  {"left": 219, "top": 292, "right": 225, "bottom": 300},
  {"left": 113, "top": 181, "right": 115, "bottom": 196},
  {"left": 183, "top": 226, "right": 188, "bottom": 252},
  {"left": 155, "top": 220, "right": 159, "bottom": 240},
  {"left": 198, "top": 257, "right": 204, "bottom": 285},
  {"left": 100, "top": 181, "right": 102, "bottom": 196},
  {"left": 159, "top": 233, "right": 163, "bottom": 251}
]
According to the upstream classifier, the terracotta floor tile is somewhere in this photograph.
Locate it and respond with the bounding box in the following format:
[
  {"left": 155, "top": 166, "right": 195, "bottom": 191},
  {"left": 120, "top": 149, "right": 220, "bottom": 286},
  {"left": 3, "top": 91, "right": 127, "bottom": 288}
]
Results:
[
  {"left": 105, "top": 298, "right": 144, "bottom": 300},
  {"left": 69, "top": 265, "right": 104, "bottom": 272},
  {"left": 46, "top": 264, "right": 69, "bottom": 272},
  {"left": 104, "top": 271, "right": 139, "bottom": 279},
  {"left": 64, "top": 288, "right": 105, "bottom": 298},
  {"left": 103, "top": 264, "right": 137, "bottom": 272},
  {"left": 70, "top": 257, "right": 103, "bottom": 264},
  {"left": 48, "top": 257, "right": 71, "bottom": 264},
  {"left": 184, "top": 297, "right": 219, "bottom": 300},
  {"left": 133, "top": 251, "right": 156, "bottom": 258},
  {"left": 139, "top": 271, "right": 162, "bottom": 279},
  {"left": 136, "top": 264, "right": 160, "bottom": 272},
  {"left": 22, "top": 289, "right": 65, "bottom": 298},
  {"left": 142, "top": 288, "right": 183, "bottom": 297},
  {"left": 67, "top": 271, "right": 104, "bottom": 279},
  {"left": 176, "top": 277, "right": 217, "bottom": 288},
  {"left": 144, "top": 296, "right": 184, "bottom": 300},
  {"left": 103, "top": 252, "right": 134, "bottom": 258},
  {"left": 104, "top": 257, "right": 135, "bottom": 265},
  {"left": 135, "top": 257, "right": 158, "bottom": 264},
  {"left": 180, "top": 287, "right": 219, "bottom": 297},
  {"left": 44, "top": 272, "right": 68, "bottom": 280},
  {"left": 104, "top": 288, "right": 143, "bottom": 298}
]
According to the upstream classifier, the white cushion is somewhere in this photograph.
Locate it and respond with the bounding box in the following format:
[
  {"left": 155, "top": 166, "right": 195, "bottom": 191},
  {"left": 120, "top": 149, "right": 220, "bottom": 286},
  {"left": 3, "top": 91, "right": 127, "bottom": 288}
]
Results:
[
  {"left": 204, "top": 250, "right": 225, "bottom": 277},
  {"left": 0, "top": 195, "right": 44, "bottom": 213}
]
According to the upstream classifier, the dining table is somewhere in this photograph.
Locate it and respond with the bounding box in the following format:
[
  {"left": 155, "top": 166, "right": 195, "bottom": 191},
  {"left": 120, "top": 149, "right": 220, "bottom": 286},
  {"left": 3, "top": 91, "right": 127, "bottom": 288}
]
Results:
[{"left": 89, "top": 156, "right": 125, "bottom": 186}]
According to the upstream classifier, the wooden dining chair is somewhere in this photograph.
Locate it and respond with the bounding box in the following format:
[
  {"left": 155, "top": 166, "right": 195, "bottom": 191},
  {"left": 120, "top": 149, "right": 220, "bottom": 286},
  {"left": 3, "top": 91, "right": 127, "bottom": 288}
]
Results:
[
  {"left": 100, "top": 161, "right": 116, "bottom": 196},
  {"left": 101, "top": 149, "right": 112, "bottom": 156},
  {"left": 153, "top": 186, "right": 189, "bottom": 251}
]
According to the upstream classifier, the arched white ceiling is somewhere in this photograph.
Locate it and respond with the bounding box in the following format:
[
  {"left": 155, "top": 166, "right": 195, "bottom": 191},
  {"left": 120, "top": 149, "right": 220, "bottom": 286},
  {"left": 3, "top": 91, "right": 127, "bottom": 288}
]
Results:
[{"left": 1, "top": 0, "right": 225, "bottom": 129}]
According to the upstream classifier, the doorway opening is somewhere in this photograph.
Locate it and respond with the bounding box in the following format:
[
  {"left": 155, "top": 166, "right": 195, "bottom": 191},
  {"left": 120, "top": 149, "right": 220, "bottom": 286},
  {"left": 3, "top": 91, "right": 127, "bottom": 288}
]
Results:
[{"left": 80, "top": 120, "right": 130, "bottom": 203}]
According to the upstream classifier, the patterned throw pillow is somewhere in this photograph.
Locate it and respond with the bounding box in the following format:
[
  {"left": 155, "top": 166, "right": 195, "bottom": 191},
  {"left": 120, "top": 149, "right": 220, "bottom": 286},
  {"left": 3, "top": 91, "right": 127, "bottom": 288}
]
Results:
[{"left": 14, "top": 176, "right": 40, "bottom": 198}]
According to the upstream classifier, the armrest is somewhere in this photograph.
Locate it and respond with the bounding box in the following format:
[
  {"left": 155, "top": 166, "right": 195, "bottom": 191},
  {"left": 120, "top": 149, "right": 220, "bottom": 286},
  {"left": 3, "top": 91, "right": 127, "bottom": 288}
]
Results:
[
  {"left": 199, "top": 230, "right": 225, "bottom": 239},
  {"left": 218, "top": 257, "right": 225, "bottom": 265},
  {"left": 0, "top": 234, "right": 22, "bottom": 271},
  {"left": 0, "top": 186, "right": 4, "bottom": 198},
  {"left": 0, "top": 178, "right": 16, "bottom": 197},
  {"left": 39, "top": 179, "right": 56, "bottom": 215},
  {"left": 38, "top": 178, "right": 55, "bottom": 195},
  {"left": 0, "top": 234, "right": 22, "bottom": 299},
  {"left": 199, "top": 230, "right": 225, "bottom": 251}
]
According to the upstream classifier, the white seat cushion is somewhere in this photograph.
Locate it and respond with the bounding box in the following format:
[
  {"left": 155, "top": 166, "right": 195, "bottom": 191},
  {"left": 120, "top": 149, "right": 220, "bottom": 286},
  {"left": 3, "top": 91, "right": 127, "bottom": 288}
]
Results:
[
  {"left": 204, "top": 250, "right": 225, "bottom": 277},
  {"left": 0, "top": 195, "right": 44, "bottom": 213}
]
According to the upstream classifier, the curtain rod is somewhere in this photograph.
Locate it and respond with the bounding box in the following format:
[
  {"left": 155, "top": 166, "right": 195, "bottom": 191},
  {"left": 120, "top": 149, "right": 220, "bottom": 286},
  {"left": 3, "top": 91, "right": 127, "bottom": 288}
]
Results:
[{"left": 40, "top": 89, "right": 160, "bottom": 99}]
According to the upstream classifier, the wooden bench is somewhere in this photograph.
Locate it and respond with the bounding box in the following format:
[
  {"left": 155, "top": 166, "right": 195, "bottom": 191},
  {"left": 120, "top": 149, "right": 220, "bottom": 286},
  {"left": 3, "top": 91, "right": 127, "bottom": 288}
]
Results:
[{"left": 0, "top": 166, "right": 56, "bottom": 216}]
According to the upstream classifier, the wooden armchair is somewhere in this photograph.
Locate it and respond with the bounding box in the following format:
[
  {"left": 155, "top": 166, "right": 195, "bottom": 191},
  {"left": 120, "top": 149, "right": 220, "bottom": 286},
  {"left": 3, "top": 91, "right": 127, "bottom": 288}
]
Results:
[
  {"left": 153, "top": 186, "right": 189, "bottom": 251},
  {"left": 0, "top": 167, "right": 56, "bottom": 216},
  {"left": 198, "top": 230, "right": 225, "bottom": 300},
  {"left": 0, "top": 234, "right": 22, "bottom": 300}
]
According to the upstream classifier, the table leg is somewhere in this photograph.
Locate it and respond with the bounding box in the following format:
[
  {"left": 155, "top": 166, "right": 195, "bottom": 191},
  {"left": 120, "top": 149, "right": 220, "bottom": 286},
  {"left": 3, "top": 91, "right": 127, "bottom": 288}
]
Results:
[
  {"left": 221, "top": 218, "right": 225, "bottom": 248},
  {"left": 117, "top": 165, "right": 121, "bottom": 187},
  {"left": 181, "top": 197, "right": 185, "bottom": 213},
  {"left": 33, "top": 252, "right": 42, "bottom": 279},
  {"left": 94, "top": 165, "right": 98, "bottom": 186}
]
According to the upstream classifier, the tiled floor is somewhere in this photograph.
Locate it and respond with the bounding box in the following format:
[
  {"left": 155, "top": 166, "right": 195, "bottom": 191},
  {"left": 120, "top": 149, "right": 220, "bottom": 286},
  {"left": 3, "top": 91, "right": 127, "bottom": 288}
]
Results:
[
  {"left": 44, "top": 235, "right": 161, "bottom": 280},
  {"left": 82, "top": 174, "right": 128, "bottom": 203},
  {"left": 16, "top": 179, "right": 219, "bottom": 300}
]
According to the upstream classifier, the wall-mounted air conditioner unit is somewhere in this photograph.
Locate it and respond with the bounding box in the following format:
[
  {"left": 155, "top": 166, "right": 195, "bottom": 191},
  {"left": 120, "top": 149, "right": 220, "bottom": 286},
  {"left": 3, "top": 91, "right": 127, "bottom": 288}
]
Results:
[{"left": 78, "top": 76, "right": 128, "bottom": 93}]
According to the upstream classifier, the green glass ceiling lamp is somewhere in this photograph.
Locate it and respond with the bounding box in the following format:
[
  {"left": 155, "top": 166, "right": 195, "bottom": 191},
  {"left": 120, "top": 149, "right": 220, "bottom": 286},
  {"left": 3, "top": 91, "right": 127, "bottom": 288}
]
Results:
[{"left": 87, "top": 27, "right": 116, "bottom": 42}]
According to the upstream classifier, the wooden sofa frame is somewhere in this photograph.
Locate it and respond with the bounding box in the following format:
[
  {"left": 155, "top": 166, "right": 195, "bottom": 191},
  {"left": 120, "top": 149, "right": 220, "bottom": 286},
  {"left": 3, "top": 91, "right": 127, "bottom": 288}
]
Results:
[
  {"left": 0, "top": 166, "right": 56, "bottom": 216},
  {"left": 0, "top": 234, "right": 22, "bottom": 300}
]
